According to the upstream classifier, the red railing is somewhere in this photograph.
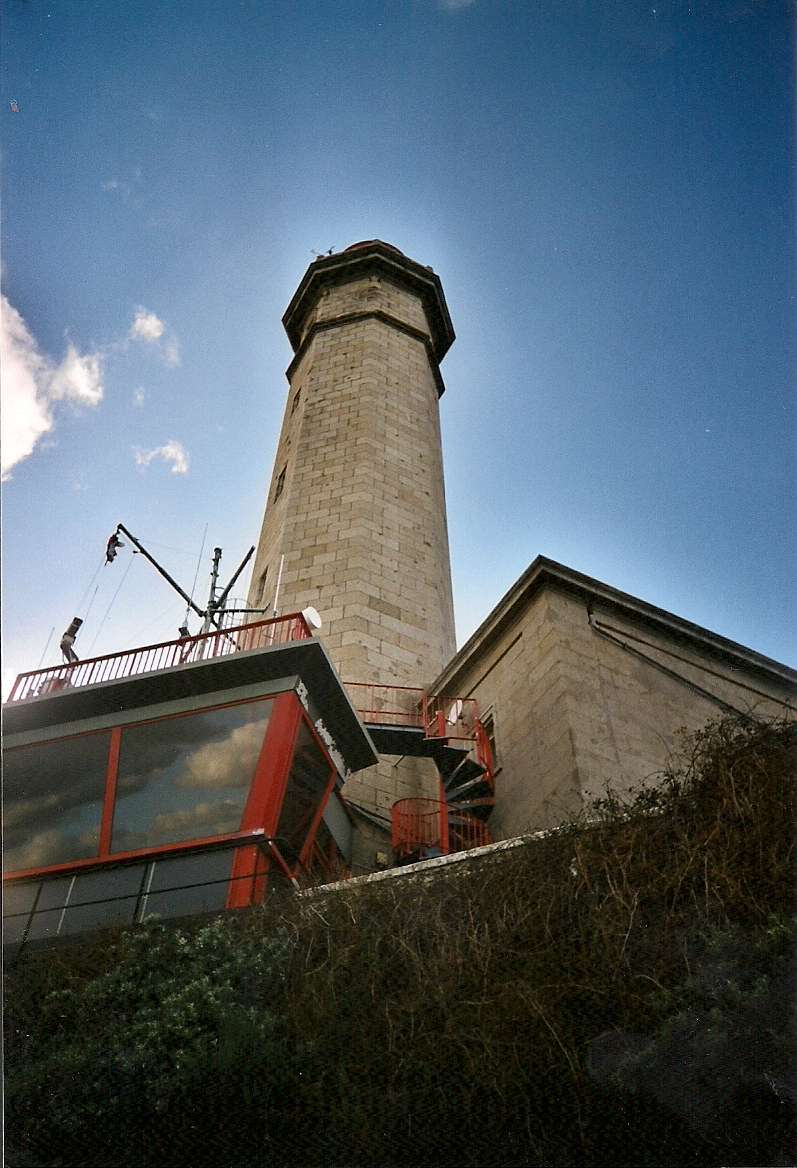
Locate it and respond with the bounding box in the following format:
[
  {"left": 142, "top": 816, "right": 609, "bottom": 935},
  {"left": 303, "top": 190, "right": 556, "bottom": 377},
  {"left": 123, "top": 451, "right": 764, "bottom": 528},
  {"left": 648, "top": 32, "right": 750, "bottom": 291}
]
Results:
[
  {"left": 346, "top": 683, "right": 495, "bottom": 792},
  {"left": 344, "top": 682, "right": 425, "bottom": 728},
  {"left": 473, "top": 718, "right": 496, "bottom": 791},
  {"left": 391, "top": 798, "right": 493, "bottom": 859},
  {"left": 448, "top": 814, "right": 493, "bottom": 852},
  {"left": 7, "top": 614, "right": 313, "bottom": 702},
  {"left": 422, "top": 693, "right": 479, "bottom": 743},
  {"left": 392, "top": 797, "right": 446, "bottom": 858}
]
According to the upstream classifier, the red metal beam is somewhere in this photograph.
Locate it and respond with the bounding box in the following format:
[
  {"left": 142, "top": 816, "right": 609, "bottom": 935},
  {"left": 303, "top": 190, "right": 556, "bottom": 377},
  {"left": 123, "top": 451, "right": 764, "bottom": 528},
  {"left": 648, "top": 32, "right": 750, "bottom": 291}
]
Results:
[
  {"left": 227, "top": 691, "right": 304, "bottom": 908},
  {"left": 3, "top": 829, "right": 268, "bottom": 884},
  {"left": 98, "top": 727, "right": 121, "bottom": 856}
]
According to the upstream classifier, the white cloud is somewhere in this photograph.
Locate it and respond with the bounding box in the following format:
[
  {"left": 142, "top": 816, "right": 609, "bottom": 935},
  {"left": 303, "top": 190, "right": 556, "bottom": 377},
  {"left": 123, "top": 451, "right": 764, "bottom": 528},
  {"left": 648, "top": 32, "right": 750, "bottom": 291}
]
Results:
[
  {"left": 128, "top": 307, "right": 180, "bottom": 366},
  {"left": 162, "top": 336, "right": 181, "bottom": 367},
  {"left": 130, "top": 308, "right": 165, "bottom": 342},
  {"left": 175, "top": 720, "right": 265, "bottom": 790},
  {"left": 134, "top": 438, "right": 189, "bottom": 475},
  {"left": 132, "top": 387, "right": 146, "bottom": 407},
  {"left": 1, "top": 295, "right": 104, "bottom": 481},
  {"left": 149, "top": 799, "right": 243, "bottom": 841},
  {"left": 49, "top": 343, "right": 103, "bottom": 405}
]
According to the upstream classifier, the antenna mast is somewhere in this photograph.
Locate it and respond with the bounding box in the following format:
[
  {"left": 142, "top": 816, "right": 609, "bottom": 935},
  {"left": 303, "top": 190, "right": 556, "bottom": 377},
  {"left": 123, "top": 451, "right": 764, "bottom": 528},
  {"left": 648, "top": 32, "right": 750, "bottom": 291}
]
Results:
[{"left": 112, "top": 524, "right": 259, "bottom": 636}]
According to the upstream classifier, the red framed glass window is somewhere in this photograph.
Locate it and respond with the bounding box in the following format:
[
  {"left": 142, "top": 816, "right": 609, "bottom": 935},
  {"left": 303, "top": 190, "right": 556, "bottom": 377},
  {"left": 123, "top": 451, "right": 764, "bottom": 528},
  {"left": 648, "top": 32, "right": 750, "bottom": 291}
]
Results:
[
  {"left": 111, "top": 700, "right": 272, "bottom": 852},
  {"left": 4, "top": 730, "right": 112, "bottom": 872},
  {"left": 4, "top": 692, "right": 344, "bottom": 942}
]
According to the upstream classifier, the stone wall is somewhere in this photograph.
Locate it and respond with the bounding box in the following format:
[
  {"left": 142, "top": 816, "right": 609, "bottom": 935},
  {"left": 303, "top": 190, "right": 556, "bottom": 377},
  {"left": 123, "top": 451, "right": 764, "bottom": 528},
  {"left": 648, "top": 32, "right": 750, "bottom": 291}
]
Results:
[
  {"left": 248, "top": 256, "right": 457, "bottom": 823},
  {"left": 249, "top": 278, "right": 455, "bottom": 687}
]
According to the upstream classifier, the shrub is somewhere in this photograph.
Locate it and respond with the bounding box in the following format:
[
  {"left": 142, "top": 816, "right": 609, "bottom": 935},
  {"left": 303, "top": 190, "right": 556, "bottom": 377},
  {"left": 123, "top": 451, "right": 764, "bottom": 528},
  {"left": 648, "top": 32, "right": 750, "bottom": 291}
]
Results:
[{"left": 5, "top": 716, "right": 795, "bottom": 1167}]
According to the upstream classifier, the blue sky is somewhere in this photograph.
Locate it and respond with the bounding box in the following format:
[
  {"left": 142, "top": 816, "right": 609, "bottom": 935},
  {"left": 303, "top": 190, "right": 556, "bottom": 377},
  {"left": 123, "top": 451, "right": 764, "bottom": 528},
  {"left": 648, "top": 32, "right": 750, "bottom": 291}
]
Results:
[{"left": 2, "top": 0, "right": 794, "bottom": 697}]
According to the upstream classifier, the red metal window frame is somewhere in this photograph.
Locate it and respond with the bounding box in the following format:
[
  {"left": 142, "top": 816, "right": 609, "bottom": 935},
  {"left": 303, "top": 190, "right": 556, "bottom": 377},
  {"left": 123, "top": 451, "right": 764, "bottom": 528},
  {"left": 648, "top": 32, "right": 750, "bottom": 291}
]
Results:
[
  {"left": 6, "top": 689, "right": 341, "bottom": 915},
  {"left": 5, "top": 692, "right": 280, "bottom": 882},
  {"left": 98, "top": 727, "right": 122, "bottom": 855},
  {"left": 226, "top": 691, "right": 303, "bottom": 907},
  {"left": 228, "top": 696, "right": 340, "bottom": 905},
  {"left": 3, "top": 829, "right": 269, "bottom": 885},
  {"left": 297, "top": 768, "right": 338, "bottom": 871}
]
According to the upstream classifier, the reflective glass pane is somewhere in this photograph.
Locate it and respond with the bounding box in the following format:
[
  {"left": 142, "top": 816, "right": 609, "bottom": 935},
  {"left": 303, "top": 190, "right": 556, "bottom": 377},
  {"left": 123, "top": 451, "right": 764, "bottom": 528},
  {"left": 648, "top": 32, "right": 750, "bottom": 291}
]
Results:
[
  {"left": 59, "top": 866, "right": 148, "bottom": 936},
  {"left": 3, "top": 883, "right": 41, "bottom": 944},
  {"left": 112, "top": 700, "right": 272, "bottom": 852},
  {"left": 36, "top": 876, "right": 75, "bottom": 912},
  {"left": 275, "top": 721, "right": 332, "bottom": 860},
  {"left": 61, "top": 897, "right": 138, "bottom": 935},
  {"left": 141, "top": 850, "right": 234, "bottom": 921},
  {"left": 10, "top": 876, "right": 74, "bottom": 942},
  {"left": 2, "top": 881, "right": 40, "bottom": 918},
  {"left": 3, "top": 734, "right": 110, "bottom": 872},
  {"left": 25, "top": 909, "right": 63, "bottom": 942},
  {"left": 70, "top": 865, "right": 147, "bottom": 904},
  {"left": 4, "top": 913, "right": 32, "bottom": 946}
]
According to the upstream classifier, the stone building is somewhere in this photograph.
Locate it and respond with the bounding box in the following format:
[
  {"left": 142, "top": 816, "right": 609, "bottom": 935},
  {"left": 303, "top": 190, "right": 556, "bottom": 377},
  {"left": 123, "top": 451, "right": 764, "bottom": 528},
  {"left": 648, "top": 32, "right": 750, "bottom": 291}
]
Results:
[
  {"left": 249, "top": 240, "right": 796, "bottom": 873},
  {"left": 426, "top": 556, "right": 795, "bottom": 842},
  {"left": 247, "top": 241, "right": 459, "bottom": 856},
  {"left": 4, "top": 241, "right": 794, "bottom": 946}
]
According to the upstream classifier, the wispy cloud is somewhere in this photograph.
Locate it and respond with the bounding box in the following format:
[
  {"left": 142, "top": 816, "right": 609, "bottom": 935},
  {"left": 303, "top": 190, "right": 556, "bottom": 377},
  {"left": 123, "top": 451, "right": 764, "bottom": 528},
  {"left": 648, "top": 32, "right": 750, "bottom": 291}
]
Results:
[
  {"left": 162, "top": 336, "right": 181, "bottom": 367},
  {"left": 134, "top": 439, "right": 189, "bottom": 475},
  {"left": 101, "top": 167, "right": 143, "bottom": 204},
  {"left": 49, "top": 344, "right": 103, "bottom": 405},
  {"left": 1, "top": 295, "right": 104, "bottom": 481},
  {"left": 439, "top": 0, "right": 477, "bottom": 10},
  {"left": 132, "top": 387, "right": 146, "bottom": 407},
  {"left": 128, "top": 306, "right": 181, "bottom": 366}
]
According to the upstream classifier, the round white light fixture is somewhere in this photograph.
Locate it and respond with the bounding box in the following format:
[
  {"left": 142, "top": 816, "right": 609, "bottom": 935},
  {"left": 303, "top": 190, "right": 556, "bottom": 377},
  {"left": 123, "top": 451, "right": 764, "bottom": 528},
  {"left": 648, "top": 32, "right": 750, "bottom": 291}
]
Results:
[{"left": 302, "top": 606, "right": 322, "bottom": 631}]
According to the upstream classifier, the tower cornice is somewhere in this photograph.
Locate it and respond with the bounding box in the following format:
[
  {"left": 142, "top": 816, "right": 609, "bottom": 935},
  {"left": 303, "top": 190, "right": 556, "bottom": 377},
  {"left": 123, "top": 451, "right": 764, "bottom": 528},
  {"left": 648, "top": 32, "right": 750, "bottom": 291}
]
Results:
[
  {"left": 282, "top": 240, "right": 455, "bottom": 362},
  {"left": 284, "top": 309, "right": 447, "bottom": 397}
]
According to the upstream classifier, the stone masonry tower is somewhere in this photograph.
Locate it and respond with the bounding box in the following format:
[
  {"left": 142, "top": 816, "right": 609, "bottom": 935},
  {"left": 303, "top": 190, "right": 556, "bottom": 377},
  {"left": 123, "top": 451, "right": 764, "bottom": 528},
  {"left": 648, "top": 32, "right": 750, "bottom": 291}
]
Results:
[{"left": 248, "top": 241, "right": 457, "bottom": 690}]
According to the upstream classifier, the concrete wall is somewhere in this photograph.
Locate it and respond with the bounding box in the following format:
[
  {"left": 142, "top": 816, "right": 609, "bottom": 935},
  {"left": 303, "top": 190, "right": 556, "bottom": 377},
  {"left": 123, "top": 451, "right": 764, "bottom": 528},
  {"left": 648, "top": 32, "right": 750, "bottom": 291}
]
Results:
[{"left": 441, "top": 584, "right": 794, "bottom": 840}]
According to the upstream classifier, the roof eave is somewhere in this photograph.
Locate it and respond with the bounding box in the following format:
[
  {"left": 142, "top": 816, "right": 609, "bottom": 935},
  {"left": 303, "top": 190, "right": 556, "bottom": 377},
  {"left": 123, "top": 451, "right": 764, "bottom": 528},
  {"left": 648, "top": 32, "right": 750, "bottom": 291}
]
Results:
[{"left": 430, "top": 555, "right": 797, "bottom": 696}]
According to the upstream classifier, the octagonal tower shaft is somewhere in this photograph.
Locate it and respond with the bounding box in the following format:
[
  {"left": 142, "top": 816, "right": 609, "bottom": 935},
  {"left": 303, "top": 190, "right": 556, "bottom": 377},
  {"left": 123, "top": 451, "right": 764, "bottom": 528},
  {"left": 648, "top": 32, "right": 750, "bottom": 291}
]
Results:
[{"left": 248, "top": 242, "right": 457, "bottom": 688}]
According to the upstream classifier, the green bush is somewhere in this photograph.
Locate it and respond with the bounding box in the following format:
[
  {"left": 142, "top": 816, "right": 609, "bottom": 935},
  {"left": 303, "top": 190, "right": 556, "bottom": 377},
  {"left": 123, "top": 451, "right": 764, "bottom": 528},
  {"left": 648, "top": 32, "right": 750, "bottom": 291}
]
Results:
[
  {"left": 6, "top": 915, "right": 296, "bottom": 1165},
  {"left": 5, "top": 716, "right": 795, "bottom": 1167}
]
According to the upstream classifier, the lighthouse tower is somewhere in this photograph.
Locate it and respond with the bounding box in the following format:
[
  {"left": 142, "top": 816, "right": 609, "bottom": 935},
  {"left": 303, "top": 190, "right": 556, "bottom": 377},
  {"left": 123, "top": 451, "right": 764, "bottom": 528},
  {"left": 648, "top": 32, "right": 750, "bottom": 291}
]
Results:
[{"left": 248, "top": 241, "right": 457, "bottom": 689}]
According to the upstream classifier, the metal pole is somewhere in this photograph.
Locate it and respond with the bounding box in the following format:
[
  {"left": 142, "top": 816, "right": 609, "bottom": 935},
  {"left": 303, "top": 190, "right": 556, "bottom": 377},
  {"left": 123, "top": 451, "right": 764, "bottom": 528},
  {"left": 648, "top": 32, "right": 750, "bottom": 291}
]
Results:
[
  {"left": 272, "top": 554, "right": 285, "bottom": 618},
  {"left": 201, "top": 548, "right": 222, "bottom": 634},
  {"left": 116, "top": 524, "right": 205, "bottom": 621},
  {"left": 214, "top": 546, "right": 255, "bottom": 615}
]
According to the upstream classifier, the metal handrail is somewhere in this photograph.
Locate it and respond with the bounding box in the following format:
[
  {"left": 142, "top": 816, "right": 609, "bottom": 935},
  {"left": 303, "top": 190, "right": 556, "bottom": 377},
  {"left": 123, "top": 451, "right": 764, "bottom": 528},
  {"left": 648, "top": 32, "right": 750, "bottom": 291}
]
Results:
[
  {"left": 391, "top": 797, "right": 493, "bottom": 858},
  {"left": 7, "top": 613, "right": 313, "bottom": 702},
  {"left": 344, "top": 681, "right": 425, "bottom": 728},
  {"left": 3, "top": 835, "right": 303, "bottom": 953},
  {"left": 391, "top": 798, "right": 446, "bottom": 855}
]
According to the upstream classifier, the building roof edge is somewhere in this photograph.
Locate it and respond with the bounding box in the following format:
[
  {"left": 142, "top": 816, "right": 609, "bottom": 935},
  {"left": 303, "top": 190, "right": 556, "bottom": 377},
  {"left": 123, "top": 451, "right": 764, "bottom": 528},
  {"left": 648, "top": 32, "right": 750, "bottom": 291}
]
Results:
[{"left": 430, "top": 556, "right": 797, "bottom": 696}]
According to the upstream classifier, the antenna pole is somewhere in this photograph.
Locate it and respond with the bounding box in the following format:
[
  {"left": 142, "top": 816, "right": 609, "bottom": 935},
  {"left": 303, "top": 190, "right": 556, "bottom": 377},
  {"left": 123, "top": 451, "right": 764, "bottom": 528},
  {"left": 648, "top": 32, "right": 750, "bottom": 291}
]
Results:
[
  {"left": 116, "top": 524, "right": 205, "bottom": 620},
  {"left": 214, "top": 546, "right": 255, "bottom": 616},
  {"left": 201, "top": 548, "right": 223, "bottom": 634}
]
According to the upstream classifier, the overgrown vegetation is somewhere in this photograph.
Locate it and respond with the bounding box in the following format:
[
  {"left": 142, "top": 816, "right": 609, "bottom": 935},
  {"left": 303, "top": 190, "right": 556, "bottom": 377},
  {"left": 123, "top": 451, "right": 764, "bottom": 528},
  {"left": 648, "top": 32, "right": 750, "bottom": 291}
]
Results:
[{"left": 5, "top": 716, "right": 795, "bottom": 1167}]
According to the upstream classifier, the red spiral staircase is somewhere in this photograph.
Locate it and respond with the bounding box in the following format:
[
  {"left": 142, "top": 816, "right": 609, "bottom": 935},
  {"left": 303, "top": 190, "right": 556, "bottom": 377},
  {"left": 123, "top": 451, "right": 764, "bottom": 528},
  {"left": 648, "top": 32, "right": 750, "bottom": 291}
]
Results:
[{"left": 345, "top": 685, "right": 496, "bottom": 864}]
